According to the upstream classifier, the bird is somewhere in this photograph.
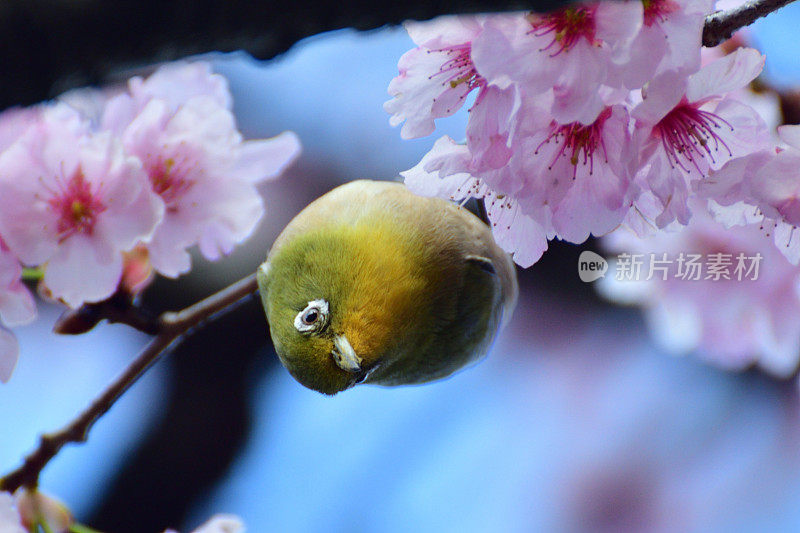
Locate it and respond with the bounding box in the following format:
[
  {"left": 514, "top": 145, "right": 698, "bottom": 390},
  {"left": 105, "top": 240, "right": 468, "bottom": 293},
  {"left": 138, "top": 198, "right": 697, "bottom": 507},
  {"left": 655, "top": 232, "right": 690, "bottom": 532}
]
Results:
[{"left": 257, "top": 179, "right": 517, "bottom": 395}]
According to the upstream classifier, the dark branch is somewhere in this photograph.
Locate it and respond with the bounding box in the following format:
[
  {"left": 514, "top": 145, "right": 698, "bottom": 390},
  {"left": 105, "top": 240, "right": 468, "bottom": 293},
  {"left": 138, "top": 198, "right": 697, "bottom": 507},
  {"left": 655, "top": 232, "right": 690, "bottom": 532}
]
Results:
[
  {"left": 0, "top": 0, "right": 544, "bottom": 109},
  {"left": 0, "top": 274, "right": 259, "bottom": 494},
  {"left": 702, "top": 0, "right": 799, "bottom": 47},
  {"left": 2, "top": 0, "right": 795, "bottom": 110},
  {"left": 53, "top": 291, "right": 161, "bottom": 336}
]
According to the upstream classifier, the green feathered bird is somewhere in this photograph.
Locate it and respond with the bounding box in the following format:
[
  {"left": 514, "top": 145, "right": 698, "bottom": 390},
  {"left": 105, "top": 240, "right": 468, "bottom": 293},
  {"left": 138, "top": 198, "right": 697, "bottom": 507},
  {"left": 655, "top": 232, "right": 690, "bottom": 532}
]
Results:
[{"left": 257, "top": 180, "right": 517, "bottom": 395}]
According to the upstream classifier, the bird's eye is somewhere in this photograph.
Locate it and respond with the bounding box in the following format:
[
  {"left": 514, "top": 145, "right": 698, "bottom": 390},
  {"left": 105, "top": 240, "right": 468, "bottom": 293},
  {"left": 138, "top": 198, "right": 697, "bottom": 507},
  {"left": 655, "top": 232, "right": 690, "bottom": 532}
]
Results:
[
  {"left": 294, "top": 299, "right": 329, "bottom": 333},
  {"left": 301, "top": 308, "right": 319, "bottom": 325}
]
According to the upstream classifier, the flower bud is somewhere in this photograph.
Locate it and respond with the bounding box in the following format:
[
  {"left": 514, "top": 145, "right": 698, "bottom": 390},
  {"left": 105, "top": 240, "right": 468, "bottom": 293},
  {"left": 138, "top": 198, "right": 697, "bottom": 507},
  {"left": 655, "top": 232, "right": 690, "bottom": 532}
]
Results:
[{"left": 15, "top": 489, "right": 72, "bottom": 533}]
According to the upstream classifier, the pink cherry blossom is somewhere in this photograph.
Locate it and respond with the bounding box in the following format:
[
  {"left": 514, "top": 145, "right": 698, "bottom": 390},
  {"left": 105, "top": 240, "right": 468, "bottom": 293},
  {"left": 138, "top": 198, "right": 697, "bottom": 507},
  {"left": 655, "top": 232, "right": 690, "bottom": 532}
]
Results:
[
  {"left": 0, "top": 107, "right": 39, "bottom": 154},
  {"left": 401, "top": 99, "right": 638, "bottom": 260},
  {"left": 630, "top": 47, "right": 770, "bottom": 228},
  {"left": 0, "top": 105, "right": 164, "bottom": 307},
  {"left": 741, "top": 126, "right": 800, "bottom": 227},
  {"left": 0, "top": 240, "right": 36, "bottom": 383},
  {"left": 696, "top": 125, "right": 800, "bottom": 264},
  {"left": 634, "top": 47, "right": 767, "bottom": 174},
  {"left": 99, "top": 61, "right": 301, "bottom": 277},
  {"left": 471, "top": 4, "right": 643, "bottom": 124},
  {"left": 402, "top": 135, "right": 553, "bottom": 266},
  {"left": 14, "top": 491, "right": 72, "bottom": 533},
  {"left": 102, "top": 61, "right": 232, "bottom": 129},
  {"left": 0, "top": 328, "right": 18, "bottom": 385},
  {"left": 131, "top": 61, "right": 232, "bottom": 110},
  {"left": 387, "top": 13, "right": 784, "bottom": 271},
  {"left": 384, "top": 16, "right": 486, "bottom": 139},
  {"left": 521, "top": 103, "right": 638, "bottom": 243},
  {"left": 112, "top": 95, "right": 300, "bottom": 277},
  {"left": 621, "top": 0, "right": 713, "bottom": 89},
  {"left": 385, "top": 16, "right": 524, "bottom": 169},
  {"left": 600, "top": 200, "right": 800, "bottom": 377},
  {"left": 0, "top": 492, "right": 25, "bottom": 533}
]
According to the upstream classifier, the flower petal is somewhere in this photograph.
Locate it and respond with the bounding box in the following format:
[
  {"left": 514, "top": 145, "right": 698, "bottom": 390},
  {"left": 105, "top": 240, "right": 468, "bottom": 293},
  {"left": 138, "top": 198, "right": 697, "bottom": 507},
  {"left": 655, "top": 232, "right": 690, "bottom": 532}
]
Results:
[
  {"left": 686, "top": 47, "right": 765, "bottom": 103},
  {"left": 0, "top": 328, "right": 20, "bottom": 384},
  {"left": 232, "top": 131, "right": 301, "bottom": 183}
]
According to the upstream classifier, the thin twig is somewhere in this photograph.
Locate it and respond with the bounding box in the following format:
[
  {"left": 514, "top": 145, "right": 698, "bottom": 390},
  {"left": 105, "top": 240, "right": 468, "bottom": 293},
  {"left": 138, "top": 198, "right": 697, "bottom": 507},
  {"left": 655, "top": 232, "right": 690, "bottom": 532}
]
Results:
[
  {"left": 0, "top": 273, "right": 259, "bottom": 494},
  {"left": 703, "top": 0, "right": 799, "bottom": 47}
]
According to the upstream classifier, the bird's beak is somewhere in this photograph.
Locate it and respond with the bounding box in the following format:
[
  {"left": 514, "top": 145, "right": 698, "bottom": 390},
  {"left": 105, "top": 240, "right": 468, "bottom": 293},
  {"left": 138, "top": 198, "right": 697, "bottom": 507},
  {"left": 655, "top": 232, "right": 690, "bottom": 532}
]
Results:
[{"left": 332, "top": 334, "right": 362, "bottom": 373}]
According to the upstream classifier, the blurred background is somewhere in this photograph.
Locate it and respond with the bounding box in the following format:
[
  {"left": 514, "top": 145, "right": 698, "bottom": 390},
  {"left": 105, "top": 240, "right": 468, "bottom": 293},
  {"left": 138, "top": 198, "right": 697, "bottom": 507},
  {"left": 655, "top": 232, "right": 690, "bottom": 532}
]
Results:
[{"left": 3, "top": 8, "right": 800, "bottom": 532}]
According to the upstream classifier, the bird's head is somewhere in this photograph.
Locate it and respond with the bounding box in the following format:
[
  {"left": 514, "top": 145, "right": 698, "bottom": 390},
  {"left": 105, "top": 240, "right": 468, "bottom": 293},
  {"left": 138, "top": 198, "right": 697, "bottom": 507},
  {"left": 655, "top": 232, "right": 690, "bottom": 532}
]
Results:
[{"left": 257, "top": 222, "right": 427, "bottom": 394}]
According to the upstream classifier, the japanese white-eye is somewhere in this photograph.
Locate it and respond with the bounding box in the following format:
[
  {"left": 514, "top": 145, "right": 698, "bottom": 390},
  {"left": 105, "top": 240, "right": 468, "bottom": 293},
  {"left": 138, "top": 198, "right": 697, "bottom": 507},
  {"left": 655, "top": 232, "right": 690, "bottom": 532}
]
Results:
[{"left": 257, "top": 180, "right": 517, "bottom": 395}]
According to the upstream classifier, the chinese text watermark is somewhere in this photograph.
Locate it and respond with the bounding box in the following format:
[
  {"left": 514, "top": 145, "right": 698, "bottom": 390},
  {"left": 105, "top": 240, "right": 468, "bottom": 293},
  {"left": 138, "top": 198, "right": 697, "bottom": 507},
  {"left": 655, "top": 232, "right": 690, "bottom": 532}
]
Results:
[{"left": 578, "top": 251, "right": 763, "bottom": 282}]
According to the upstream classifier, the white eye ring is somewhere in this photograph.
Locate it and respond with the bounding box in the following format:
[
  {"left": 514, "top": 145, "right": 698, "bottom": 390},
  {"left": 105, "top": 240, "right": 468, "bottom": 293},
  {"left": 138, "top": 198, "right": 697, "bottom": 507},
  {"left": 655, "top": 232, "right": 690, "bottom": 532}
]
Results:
[{"left": 294, "top": 299, "right": 329, "bottom": 333}]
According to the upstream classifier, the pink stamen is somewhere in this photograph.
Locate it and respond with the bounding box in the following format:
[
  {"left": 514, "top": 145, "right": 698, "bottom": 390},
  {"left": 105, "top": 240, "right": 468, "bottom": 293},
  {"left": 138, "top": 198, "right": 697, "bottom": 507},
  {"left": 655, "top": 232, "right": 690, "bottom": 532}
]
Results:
[
  {"left": 535, "top": 108, "right": 612, "bottom": 179},
  {"left": 642, "top": 0, "right": 679, "bottom": 26},
  {"left": 145, "top": 153, "right": 196, "bottom": 212},
  {"left": 653, "top": 98, "right": 734, "bottom": 174},
  {"left": 527, "top": 6, "right": 599, "bottom": 56},
  {"left": 449, "top": 176, "right": 487, "bottom": 203},
  {"left": 47, "top": 166, "right": 106, "bottom": 242},
  {"left": 427, "top": 45, "right": 487, "bottom": 113}
]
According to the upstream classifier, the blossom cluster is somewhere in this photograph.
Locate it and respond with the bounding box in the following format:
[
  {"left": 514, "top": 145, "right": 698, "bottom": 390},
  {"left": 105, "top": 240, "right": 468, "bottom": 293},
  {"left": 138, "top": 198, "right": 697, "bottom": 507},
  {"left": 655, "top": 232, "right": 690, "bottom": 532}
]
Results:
[
  {"left": 385, "top": 3, "right": 777, "bottom": 267},
  {"left": 386, "top": 4, "right": 800, "bottom": 376},
  {"left": 600, "top": 200, "right": 800, "bottom": 378},
  {"left": 0, "top": 61, "right": 301, "bottom": 382}
]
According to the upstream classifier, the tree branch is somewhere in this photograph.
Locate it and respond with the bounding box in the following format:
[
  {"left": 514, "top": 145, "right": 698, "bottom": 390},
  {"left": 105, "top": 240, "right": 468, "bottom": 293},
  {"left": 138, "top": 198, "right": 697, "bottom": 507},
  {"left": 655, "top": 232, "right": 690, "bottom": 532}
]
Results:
[
  {"left": 53, "top": 292, "right": 161, "bottom": 336},
  {"left": 0, "top": 0, "right": 540, "bottom": 110},
  {"left": 3, "top": 0, "right": 796, "bottom": 110},
  {"left": 702, "top": 0, "right": 799, "bottom": 47},
  {"left": 0, "top": 273, "right": 259, "bottom": 494}
]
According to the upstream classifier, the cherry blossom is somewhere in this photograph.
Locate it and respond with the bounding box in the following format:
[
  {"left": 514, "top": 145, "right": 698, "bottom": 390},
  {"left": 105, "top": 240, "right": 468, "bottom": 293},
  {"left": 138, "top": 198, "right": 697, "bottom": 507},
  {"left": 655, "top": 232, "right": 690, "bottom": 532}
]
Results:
[
  {"left": 388, "top": 12, "right": 771, "bottom": 265},
  {"left": 104, "top": 65, "right": 301, "bottom": 277},
  {"left": 600, "top": 201, "right": 800, "bottom": 377},
  {"left": 471, "top": 4, "right": 643, "bottom": 124},
  {"left": 384, "top": 16, "right": 523, "bottom": 170},
  {"left": 0, "top": 240, "right": 36, "bottom": 383},
  {"left": 695, "top": 125, "right": 800, "bottom": 264},
  {"left": 384, "top": 16, "right": 486, "bottom": 139},
  {"left": 14, "top": 491, "right": 72, "bottom": 533},
  {"left": 0, "top": 492, "right": 25, "bottom": 533},
  {"left": 630, "top": 47, "right": 770, "bottom": 228},
  {"left": 0, "top": 60, "right": 300, "bottom": 385},
  {"left": 130, "top": 61, "right": 233, "bottom": 110},
  {"left": 387, "top": 13, "right": 781, "bottom": 269},
  {"left": 622, "top": 0, "right": 713, "bottom": 89},
  {"left": 402, "top": 135, "right": 553, "bottom": 266},
  {"left": 737, "top": 126, "right": 800, "bottom": 227},
  {"left": 0, "top": 107, "right": 39, "bottom": 153},
  {"left": 0, "top": 105, "right": 164, "bottom": 307},
  {"left": 401, "top": 96, "right": 637, "bottom": 253},
  {"left": 521, "top": 102, "right": 638, "bottom": 242},
  {"left": 102, "top": 61, "right": 232, "bottom": 129}
]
